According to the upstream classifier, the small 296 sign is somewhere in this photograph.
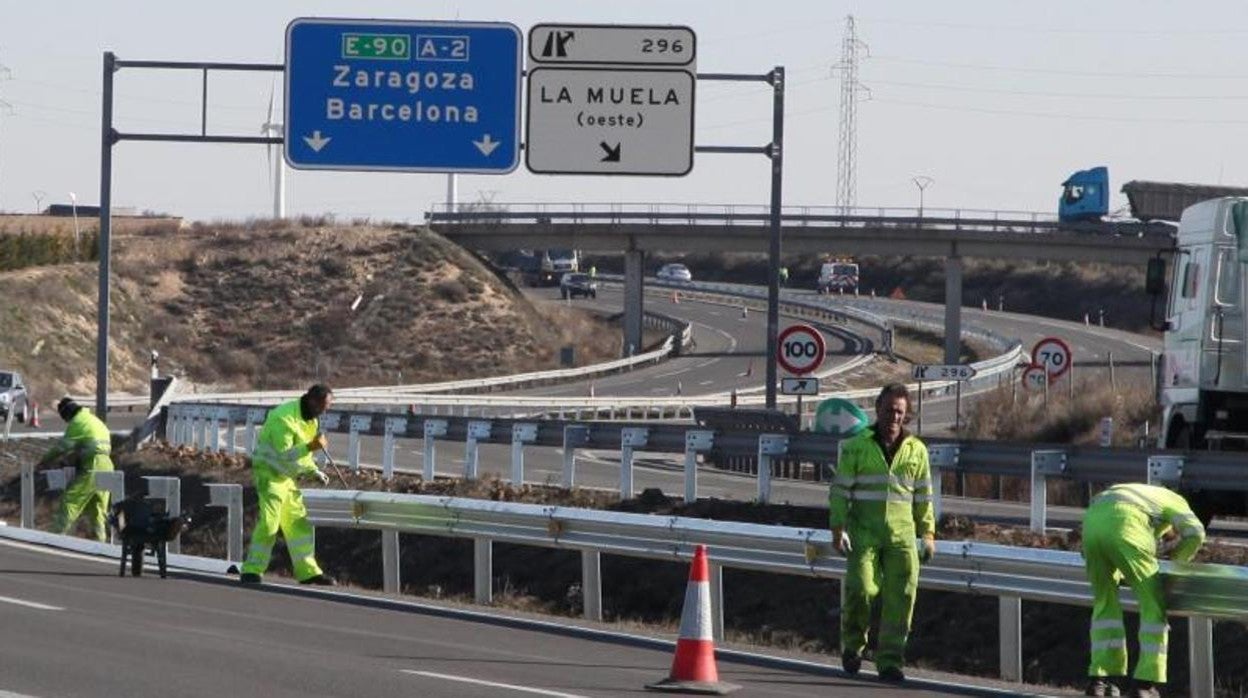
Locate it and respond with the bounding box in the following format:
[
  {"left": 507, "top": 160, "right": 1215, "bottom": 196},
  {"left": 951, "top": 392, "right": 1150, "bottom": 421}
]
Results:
[{"left": 911, "top": 364, "right": 977, "bottom": 381}]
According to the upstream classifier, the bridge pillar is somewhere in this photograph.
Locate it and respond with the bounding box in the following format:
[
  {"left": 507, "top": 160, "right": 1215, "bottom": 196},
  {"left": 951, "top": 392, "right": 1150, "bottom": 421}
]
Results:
[
  {"left": 624, "top": 249, "right": 645, "bottom": 356},
  {"left": 944, "top": 252, "right": 963, "bottom": 365}
]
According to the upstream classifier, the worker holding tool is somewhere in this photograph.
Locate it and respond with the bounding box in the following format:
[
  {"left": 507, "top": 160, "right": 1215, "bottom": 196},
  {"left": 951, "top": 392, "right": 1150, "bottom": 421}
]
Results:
[
  {"left": 37, "top": 398, "right": 115, "bottom": 541},
  {"left": 240, "top": 384, "right": 337, "bottom": 586},
  {"left": 828, "top": 383, "right": 935, "bottom": 683},
  {"left": 1081, "top": 483, "right": 1206, "bottom": 698}
]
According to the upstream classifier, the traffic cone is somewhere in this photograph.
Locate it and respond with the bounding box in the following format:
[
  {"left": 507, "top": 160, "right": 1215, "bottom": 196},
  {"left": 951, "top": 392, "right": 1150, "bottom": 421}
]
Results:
[
  {"left": 740, "top": 305, "right": 747, "bottom": 319},
  {"left": 30, "top": 402, "right": 40, "bottom": 428},
  {"left": 645, "top": 545, "right": 739, "bottom": 694},
  {"left": 672, "top": 290, "right": 680, "bottom": 304},
  {"left": 588, "top": 382, "right": 596, "bottom": 398}
]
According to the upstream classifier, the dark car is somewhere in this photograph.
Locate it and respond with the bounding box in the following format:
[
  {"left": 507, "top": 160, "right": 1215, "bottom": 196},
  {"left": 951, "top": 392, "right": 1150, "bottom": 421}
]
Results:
[{"left": 560, "top": 273, "right": 597, "bottom": 299}]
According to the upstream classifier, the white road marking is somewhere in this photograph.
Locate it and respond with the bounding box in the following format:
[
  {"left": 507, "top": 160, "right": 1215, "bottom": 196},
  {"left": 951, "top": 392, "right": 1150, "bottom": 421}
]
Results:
[
  {"left": 0, "top": 594, "right": 63, "bottom": 611},
  {"left": 402, "top": 670, "right": 588, "bottom": 697},
  {"left": 699, "top": 380, "right": 715, "bottom": 386},
  {"left": 0, "top": 690, "right": 44, "bottom": 697}
]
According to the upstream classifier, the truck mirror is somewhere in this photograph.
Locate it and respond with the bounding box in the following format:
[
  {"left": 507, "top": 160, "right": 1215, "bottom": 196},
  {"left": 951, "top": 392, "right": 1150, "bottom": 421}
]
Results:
[{"left": 1145, "top": 257, "right": 1166, "bottom": 296}]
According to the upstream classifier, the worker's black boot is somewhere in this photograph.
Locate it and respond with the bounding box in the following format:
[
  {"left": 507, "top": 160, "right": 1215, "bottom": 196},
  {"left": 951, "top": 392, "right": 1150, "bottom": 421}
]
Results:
[
  {"left": 1085, "top": 677, "right": 1122, "bottom": 697},
  {"left": 300, "top": 574, "right": 337, "bottom": 586},
  {"left": 877, "top": 666, "right": 905, "bottom": 683},
  {"left": 239, "top": 572, "right": 262, "bottom": 585},
  {"left": 840, "top": 651, "right": 861, "bottom": 676}
]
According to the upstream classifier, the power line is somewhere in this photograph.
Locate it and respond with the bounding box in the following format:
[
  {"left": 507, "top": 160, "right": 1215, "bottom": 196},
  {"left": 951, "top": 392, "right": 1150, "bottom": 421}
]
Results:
[
  {"left": 870, "top": 96, "right": 1248, "bottom": 125},
  {"left": 859, "top": 16, "right": 1248, "bottom": 36},
  {"left": 870, "top": 55, "right": 1248, "bottom": 80},
  {"left": 867, "top": 78, "right": 1248, "bottom": 101}
]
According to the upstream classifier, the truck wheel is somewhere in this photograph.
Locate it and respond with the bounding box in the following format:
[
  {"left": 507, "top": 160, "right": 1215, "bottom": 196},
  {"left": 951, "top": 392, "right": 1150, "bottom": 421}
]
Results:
[
  {"left": 590, "top": 290, "right": 597, "bottom": 299},
  {"left": 16, "top": 403, "right": 26, "bottom": 424},
  {"left": 561, "top": 290, "right": 568, "bottom": 300}
]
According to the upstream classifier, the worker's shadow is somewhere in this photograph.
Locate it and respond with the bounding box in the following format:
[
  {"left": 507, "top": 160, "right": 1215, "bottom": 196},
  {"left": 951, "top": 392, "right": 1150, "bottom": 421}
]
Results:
[{"left": 0, "top": 568, "right": 116, "bottom": 578}]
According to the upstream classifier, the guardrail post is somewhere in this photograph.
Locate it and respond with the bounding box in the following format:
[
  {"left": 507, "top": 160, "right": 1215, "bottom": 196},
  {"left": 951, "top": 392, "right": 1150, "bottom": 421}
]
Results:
[
  {"left": 143, "top": 476, "right": 181, "bottom": 554},
  {"left": 422, "top": 419, "right": 448, "bottom": 481},
  {"left": 20, "top": 461, "right": 34, "bottom": 528},
  {"left": 92, "top": 471, "right": 126, "bottom": 544},
  {"left": 245, "top": 408, "right": 265, "bottom": 452},
  {"left": 466, "top": 421, "right": 491, "bottom": 480},
  {"left": 927, "top": 444, "right": 959, "bottom": 522},
  {"left": 709, "top": 560, "right": 725, "bottom": 642},
  {"left": 348, "top": 415, "right": 371, "bottom": 471},
  {"left": 45, "top": 467, "right": 76, "bottom": 492},
  {"left": 581, "top": 550, "right": 602, "bottom": 622},
  {"left": 194, "top": 407, "right": 208, "bottom": 450},
  {"left": 619, "top": 427, "right": 649, "bottom": 498},
  {"left": 382, "top": 530, "right": 401, "bottom": 594},
  {"left": 1146, "top": 455, "right": 1183, "bottom": 486},
  {"left": 205, "top": 483, "right": 243, "bottom": 563},
  {"left": 563, "top": 425, "right": 589, "bottom": 487},
  {"left": 208, "top": 407, "right": 222, "bottom": 452},
  {"left": 999, "top": 595, "right": 1022, "bottom": 682},
  {"left": 511, "top": 423, "right": 538, "bottom": 485},
  {"left": 756, "top": 434, "right": 789, "bottom": 504},
  {"left": 1189, "top": 616, "right": 1214, "bottom": 698},
  {"left": 381, "top": 417, "right": 407, "bottom": 481},
  {"left": 221, "top": 408, "right": 236, "bottom": 453},
  {"left": 683, "top": 430, "right": 714, "bottom": 503},
  {"left": 1029, "top": 450, "right": 1066, "bottom": 533},
  {"left": 474, "top": 538, "right": 492, "bottom": 604}
]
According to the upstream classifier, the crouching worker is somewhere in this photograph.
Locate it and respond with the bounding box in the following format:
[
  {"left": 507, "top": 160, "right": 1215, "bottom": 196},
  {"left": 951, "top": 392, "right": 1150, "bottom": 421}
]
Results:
[
  {"left": 240, "top": 384, "right": 336, "bottom": 586},
  {"left": 1082, "top": 484, "right": 1206, "bottom": 698},
  {"left": 37, "top": 398, "right": 115, "bottom": 541}
]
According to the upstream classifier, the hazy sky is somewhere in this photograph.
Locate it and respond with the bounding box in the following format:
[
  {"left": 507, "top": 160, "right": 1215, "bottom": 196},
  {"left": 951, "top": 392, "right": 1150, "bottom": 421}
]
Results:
[{"left": 1, "top": 1, "right": 1246, "bottom": 222}]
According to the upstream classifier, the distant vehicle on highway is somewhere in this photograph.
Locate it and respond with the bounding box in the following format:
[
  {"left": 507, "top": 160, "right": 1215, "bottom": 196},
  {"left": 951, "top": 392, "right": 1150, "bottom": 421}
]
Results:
[
  {"left": 817, "top": 259, "right": 859, "bottom": 294},
  {"left": 560, "top": 272, "right": 597, "bottom": 300},
  {"left": 0, "top": 370, "right": 30, "bottom": 424},
  {"left": 656, "top": 263, "right": 692, "bottom": 283}
]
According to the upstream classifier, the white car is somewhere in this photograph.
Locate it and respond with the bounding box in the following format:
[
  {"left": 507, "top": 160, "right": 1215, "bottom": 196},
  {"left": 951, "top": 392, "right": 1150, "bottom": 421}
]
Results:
[
  {"left": 0, "top": 370, "right": 30, "bottom": 423},
  {"left": 657, "top": 263, "right": 693, "bottom": 283}
]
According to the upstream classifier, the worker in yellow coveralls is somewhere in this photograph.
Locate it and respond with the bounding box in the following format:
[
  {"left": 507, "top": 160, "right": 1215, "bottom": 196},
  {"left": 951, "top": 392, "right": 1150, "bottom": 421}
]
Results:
[{"left": 38, "top": 398, "right": 115, "bottom": 541}]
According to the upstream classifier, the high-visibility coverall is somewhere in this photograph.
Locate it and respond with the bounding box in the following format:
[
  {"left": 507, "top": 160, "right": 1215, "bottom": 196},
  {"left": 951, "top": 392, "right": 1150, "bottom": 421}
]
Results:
[
  {"left": 42, "top": 408, "right": 114, "bottom": 541},
  {"left": 829, "top": 428, "right": 935, "bottom": 671},
  {"left": 1082, "top": 483, "right": 1205, "bottom": 685},
  {"left": 241, "top": 399, "right": 325, "bottom": 581}
]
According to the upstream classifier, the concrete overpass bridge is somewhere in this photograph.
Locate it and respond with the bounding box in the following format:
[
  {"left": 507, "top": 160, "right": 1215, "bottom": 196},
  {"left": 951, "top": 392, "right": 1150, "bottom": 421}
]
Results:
[{"left": 427, "top": 203, "right": 1175, "bottom": 363}]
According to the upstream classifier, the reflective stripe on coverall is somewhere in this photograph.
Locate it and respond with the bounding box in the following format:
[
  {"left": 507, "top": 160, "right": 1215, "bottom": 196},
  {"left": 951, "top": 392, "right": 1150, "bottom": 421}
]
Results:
[
  {"left": 43, "top": 409, "right": 114, "bottom": 541},
  {"left": 828, "top": 427, "right": 935, "bottom": 671},
  {"left": 1083, "top": 483, "right": 1205, "bottom": 685},
  {"left": 241, "top": 399, "right": 324, "bottom": 581}
]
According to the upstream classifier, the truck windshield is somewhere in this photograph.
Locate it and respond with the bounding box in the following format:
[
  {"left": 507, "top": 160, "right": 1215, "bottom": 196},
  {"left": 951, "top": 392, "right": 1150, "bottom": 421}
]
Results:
[
  {"left": 0, "top": 373, "right": 11, "bottom": 389},
  {"left": 550, "top": 249, "right": 574, "bottom": 260},
  {"left": 1215, "top": 247, "right": 1240, "bottom": 307}
]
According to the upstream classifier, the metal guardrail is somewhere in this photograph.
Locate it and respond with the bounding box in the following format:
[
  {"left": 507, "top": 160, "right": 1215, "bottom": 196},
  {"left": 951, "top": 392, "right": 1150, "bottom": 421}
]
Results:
[
  {"left": 300, "top": 489, "right": 1240, "bottom": 696},
  {"left": 167, "top": 404, "right": 1246, "bottom": 499}
]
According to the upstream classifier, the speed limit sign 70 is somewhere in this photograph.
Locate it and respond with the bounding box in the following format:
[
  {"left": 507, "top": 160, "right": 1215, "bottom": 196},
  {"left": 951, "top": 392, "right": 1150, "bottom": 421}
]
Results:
[
  {"left": 1031, "top": 336, "right": 1072, "bottom": 380},
  {"left": 777, "top": 324, "right": 826, "bottom": 375}
]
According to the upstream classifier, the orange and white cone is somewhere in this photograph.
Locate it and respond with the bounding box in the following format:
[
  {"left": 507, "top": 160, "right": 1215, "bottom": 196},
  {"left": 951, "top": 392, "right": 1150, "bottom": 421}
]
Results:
[
  {"left": 646, "top": 545, "right": 739, "bottom": 694},
  {"left": 30, "top": 402, "right": 40, "bottom": 428},
  {"left": 672, "top": 290, "right": 680, "bottom": 304}
]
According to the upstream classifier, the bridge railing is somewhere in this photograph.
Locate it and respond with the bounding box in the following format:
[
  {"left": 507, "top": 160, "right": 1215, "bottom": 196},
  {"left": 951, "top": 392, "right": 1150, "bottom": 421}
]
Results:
[{"left": 299, "top": 488, "right": 1240, "bottom": 695}]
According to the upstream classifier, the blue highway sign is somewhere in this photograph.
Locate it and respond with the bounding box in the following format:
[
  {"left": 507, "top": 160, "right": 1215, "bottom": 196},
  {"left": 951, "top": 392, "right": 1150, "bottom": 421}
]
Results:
[{"left": 284, "top": 18, "right": 522, "bottom": 173}]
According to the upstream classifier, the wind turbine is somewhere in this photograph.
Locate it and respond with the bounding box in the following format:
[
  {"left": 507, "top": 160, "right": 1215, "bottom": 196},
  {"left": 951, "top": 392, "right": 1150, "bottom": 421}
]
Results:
[{"left": 261, "top": 82, "right": 287, "bottom": 219}]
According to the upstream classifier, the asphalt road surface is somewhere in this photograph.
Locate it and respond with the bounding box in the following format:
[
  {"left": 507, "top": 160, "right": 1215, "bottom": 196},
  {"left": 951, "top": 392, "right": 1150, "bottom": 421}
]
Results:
[{"left": 0, "top": 540, "right": 1054, "bottom": 697}]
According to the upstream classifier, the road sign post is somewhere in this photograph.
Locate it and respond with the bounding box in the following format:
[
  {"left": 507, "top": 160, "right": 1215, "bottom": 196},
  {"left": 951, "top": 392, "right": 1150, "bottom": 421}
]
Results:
[{"left": 285, "top": 18, "right": 522, "bottom": 173}]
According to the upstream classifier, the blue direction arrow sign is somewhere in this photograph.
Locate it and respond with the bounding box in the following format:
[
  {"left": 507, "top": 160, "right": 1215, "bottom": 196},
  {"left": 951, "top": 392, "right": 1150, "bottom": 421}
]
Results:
[
  {"left": 813, "top": 398, "right": 869, "bottom": 437},
  {"left": 285, "top": 18, "right": 522, "bottom": 173}
]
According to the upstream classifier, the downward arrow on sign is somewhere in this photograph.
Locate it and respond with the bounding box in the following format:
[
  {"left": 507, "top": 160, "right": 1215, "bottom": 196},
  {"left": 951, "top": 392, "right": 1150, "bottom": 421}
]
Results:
[
  {"left": 303, "top": 130, "right": 332, "bottom": 152},
  {"left": 473, "top": 134, "right": 500, "bottom": 156}
]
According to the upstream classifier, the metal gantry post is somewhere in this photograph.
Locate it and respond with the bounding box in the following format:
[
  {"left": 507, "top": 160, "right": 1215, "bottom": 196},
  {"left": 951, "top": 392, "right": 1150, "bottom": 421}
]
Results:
[
  {"left": 756, "top": 434, "right": 789, "bottom": 504},
  {"left": 381, "top": 417, "right": 407, "bottom": 481},
  {"left": 1029, "top": 450, "right": 1066, "bottom": 533},
  {"left": 465, "top": 420, "right": 491, "bottom": 480},
  {"left": 683, "top": 430, "right": 714, "bottom": 503},
  {"left": 510, "top": 423, "right": 538, "bottom": 485},
  {"left": 422, "top": 419, "right": 448, "bottom": 481},
  {"left": 619, "top": 427, "right": 649, "bottom": 499}
]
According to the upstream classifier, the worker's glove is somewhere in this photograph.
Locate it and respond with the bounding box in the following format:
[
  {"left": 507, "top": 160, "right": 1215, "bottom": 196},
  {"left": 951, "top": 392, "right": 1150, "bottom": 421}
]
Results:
[
  {"left": 311, "top": 469, "right": 330, "bottom": 486},
  {"left": 919, "top": 536, "right": 936, "bottom": 564},
  {"left": 307, "top": 433, "right": 329, "bottom": 453},
  {"left": 833, "top": 528, "right": 853, "bottom": 555}
]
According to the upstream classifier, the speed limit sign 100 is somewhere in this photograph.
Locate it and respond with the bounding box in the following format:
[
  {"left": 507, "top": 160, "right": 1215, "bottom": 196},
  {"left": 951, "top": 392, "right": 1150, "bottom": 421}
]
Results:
[
  {"left": 1031, "top": 336, "right": 1073, "bottom": 380},
  {"left": 777, "top": 324, "right": 826, "bottom": 375}
]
